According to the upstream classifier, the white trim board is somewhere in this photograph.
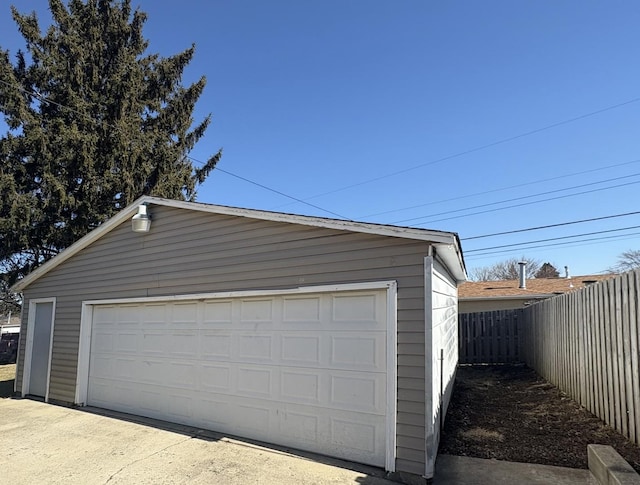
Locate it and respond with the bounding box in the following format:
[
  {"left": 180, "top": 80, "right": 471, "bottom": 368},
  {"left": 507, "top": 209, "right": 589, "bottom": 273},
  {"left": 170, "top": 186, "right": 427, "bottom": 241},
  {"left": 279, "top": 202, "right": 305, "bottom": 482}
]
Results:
[
  {"left": 22, "top": 298, "right": 56, "bottom": 402},
  {"left": 75, "top": 281, "right": 398, "bottom": 472},
  {"left": 12, "top": 196, "right": 466, "bottom": 292}
]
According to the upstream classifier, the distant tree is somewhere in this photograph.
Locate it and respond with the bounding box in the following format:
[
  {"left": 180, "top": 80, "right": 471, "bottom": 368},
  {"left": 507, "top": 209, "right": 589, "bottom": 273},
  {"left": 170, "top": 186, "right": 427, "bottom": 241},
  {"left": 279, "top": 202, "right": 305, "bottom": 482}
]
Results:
[
  {"left": 0, "top": 0, "right": 221, "bottom": 310},
  {"left": 535, "top": 262, "right": 560, "bottom": 278},
  {"left": 607, "top": 250, "right": 640, "bottom": 273},
  {"left": 469, "top": 257, "right": 541, "bottom": 281}
]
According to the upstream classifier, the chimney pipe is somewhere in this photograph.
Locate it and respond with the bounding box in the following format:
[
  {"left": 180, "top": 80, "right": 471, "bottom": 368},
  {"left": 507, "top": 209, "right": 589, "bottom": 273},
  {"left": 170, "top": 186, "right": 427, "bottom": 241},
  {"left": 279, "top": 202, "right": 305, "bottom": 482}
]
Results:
[
  {"left": 518, "top": 261, "right": 527, "bottom": 289},
  {"left": 564, "top": 265, "right": 571, "bottom": 279}
]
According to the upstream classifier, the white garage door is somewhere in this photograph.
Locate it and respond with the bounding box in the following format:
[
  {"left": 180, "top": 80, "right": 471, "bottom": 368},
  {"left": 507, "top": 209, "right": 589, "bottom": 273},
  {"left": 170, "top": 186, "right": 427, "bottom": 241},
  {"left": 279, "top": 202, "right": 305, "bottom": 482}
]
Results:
[{"left": 87, "top": 289, "right": 389, "bottom": 466}]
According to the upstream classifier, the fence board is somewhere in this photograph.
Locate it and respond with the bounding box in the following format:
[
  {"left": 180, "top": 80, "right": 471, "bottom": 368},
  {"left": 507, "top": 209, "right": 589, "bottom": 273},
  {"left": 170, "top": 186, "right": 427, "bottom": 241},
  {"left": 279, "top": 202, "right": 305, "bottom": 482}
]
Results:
[
  {"left": 458, "top": 310, "right": 522, "bottom": 364},
  {"left": 518, "top": 269, "right": 640, "bottom": 447},
  {"left": 629, "top": 272, "right": 640, "bottom": 443},
  {"left": 463, "top": 270, "right": 640, "bottom": 447}
]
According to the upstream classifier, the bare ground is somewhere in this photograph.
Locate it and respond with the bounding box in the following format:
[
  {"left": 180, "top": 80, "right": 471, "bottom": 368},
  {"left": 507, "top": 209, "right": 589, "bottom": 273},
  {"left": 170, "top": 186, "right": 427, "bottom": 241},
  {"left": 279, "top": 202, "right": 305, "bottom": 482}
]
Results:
[{"left": 438, "top": 364, "right": 640, "bottom": 473}]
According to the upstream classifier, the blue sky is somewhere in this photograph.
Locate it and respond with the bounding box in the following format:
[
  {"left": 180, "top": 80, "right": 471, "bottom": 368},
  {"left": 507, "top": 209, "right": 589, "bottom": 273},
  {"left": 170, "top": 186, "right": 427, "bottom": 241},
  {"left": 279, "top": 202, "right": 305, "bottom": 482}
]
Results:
[{"left": 2, "top": 1, "right": 640, "bottom": 277}]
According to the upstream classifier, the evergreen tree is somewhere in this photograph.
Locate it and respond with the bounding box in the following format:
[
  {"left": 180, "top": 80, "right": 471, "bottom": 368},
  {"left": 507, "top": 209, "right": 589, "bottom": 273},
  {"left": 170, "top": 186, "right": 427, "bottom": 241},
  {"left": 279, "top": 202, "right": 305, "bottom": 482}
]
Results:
[
  {"left": 0, "top": 0, "right": 221, "bottom": 308},
  {"left": 535, "top": 262, "right": 560, "bottom": 278}
]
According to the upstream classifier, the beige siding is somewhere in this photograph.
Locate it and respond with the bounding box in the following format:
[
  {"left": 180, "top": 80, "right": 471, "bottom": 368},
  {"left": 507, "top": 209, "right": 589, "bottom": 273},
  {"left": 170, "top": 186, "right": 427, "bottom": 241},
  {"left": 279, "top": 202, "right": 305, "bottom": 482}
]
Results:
[{"left": 18, "top": 205, "right": 434, "bottom": 474}]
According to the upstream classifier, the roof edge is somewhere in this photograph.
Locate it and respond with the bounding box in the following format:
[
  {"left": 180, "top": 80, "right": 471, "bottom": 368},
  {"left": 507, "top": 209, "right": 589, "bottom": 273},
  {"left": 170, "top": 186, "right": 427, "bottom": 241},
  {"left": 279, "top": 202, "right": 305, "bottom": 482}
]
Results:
[
  {"left": 142, "top": 196, "right": 459, "bottom": 244},
  {"left": 11, "top": 196, "right": 147, "bottom": 293},
  {"left": 12, "top": 196, "right": 467, "bottom": 292}
]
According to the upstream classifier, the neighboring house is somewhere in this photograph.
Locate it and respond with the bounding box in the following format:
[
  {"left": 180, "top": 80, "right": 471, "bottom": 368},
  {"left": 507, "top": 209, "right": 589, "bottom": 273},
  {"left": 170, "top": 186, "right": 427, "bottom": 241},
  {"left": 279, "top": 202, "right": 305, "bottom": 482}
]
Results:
[
  {"left": 11, "top": 196, "right": 467, "bottom": 481},
  {"left": 0, "top": 314, "right": 21, "bottom": 328},
  {"left": 459, "top": 274, "right": 614, "bottom": 313}
]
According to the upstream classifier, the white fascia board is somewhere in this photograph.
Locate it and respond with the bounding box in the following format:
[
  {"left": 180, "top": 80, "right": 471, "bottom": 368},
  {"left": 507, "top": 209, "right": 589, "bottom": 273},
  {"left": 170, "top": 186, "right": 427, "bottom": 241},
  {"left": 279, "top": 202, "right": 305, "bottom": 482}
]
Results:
[
  {"left": 12, "top": 195, "right": 464, "bottom": 292},
  {"left": 142, "top": 196, "right": 458, "bottom": 244},
  {"left": 433, "top": 242, "right": 467, "bottom": 283}
]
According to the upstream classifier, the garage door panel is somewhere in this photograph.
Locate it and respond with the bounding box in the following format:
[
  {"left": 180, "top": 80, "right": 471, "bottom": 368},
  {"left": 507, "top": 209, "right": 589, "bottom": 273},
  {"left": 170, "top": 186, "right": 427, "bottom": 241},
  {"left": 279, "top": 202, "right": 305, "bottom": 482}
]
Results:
[
  {"left": 331, "top": 417, "right": 378, "bottom": 455},
  {"left": 330, "top": 333, "right": 385, "bottom": 371},
  {"left": 118, "top": 304, "right": 143, "bottom": 325},
  {"left": 237, "top": 334, "right": 274, "bottom": 361},
  {"left": 203, "top": 300, "right": 233, "bottom": 324},
  {"left": 169, "top": 331, "right": 199, "bottom": 357},
  {"left": 90, "top": 355, "right": 113, "bottom": 379},
  {"left": 236, "top": 366, "right": 273, "bottom": 397},
  {"left": 239, "top": 298, "right": 274, "bottom": 323},
  {"left": 140, "top": 331, "right": 166, "bottom": 355},
  {"left": 167, "top": 394, "right": 194, "bottom": 420},
  {"left": 166, "top": 361, "right": 197, "bottom": 389},
  {"left": 332, "top": 293, "right": 379, "bottom": 322},
  {"left": 200, "top": 363, "right": 231, "bottom": 391},
  {"left": 234, "top": 404, "right": 271, "bottom": 434},
  {"left": 87, "top": 289, "right": 388, "bottom": 467},
  {"left": 140, "top": 389, "right": 165, "bottom": 414},
  {"left": 330, "top": 371, "right": 385, "bottom": 414},
  {"left": 200, "top": 331, "right": 232, "bottom": 359},
  {"left": 197, "top": 397, "right": 232, "bottom": 428},
  {"left": 170, "top": 302, "right": 198, "bottom": 325},
  {"left": 280, "top": 334, "right": 321, "bottom": 365},
  {"left": 280, "top": 370, "right": 320, "bottom": 404},
  {"left": 92, "top": 331, "right": 114, "bottom": 353},
  {"left": 280, "top": 410, "right": 319, "bottom": 442},
  {"left": 282, "top": 296, "right": 322, "bottom": 323},
  {"left": 140, "top": 304, "right": 167, "bottom": 325},
  {"left": 117, "top": 332, "right": 138, "bottom": 353}
]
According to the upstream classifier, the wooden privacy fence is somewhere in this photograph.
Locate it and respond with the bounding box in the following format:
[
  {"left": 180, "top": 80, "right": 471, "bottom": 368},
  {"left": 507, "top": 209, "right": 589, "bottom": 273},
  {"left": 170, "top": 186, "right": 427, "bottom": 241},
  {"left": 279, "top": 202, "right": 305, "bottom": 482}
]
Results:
[
  {"left": 521, "top": 270, "right": 640, "bottom": 447},
  {"left": 458, "top": 310, "right": 523, "bottom": 364}
]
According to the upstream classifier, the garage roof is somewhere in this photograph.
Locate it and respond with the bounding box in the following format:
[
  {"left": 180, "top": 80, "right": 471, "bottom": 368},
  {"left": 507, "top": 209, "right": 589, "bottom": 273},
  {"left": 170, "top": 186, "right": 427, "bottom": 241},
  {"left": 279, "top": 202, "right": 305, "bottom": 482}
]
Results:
[{"left": 12, "top": 196, "right": 467, "bottom": 292}]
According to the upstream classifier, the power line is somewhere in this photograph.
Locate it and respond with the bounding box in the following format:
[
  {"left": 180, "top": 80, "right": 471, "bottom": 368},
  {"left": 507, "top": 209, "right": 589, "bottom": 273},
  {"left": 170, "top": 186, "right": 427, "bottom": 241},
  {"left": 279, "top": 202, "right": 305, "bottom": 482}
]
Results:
[
  {"left": 465, "top": 230, "right": 640, "bottom": 260},
  {"left": 274, "top": 96, "right": 640, "bottom": 206},
  {"left": 394, "top": 174, "right": 640, "bottom": 225},
  {"left": 410, "top": 180, "right": 640, "bottom": 226},
  {"left": 359, "top": 157, "right": 640, "bottom": 219},
  {"left": 194, "top": 161, "right": 351, "bottom": 219},
  {"left": 466, "top": 225, "right": 640, "bottom": 253},
  {"left": 463, "top": 210, "right": 640, "bottom": 240},
  {"left": 0, "top": 78, "right": 350, "bottom": 220}
]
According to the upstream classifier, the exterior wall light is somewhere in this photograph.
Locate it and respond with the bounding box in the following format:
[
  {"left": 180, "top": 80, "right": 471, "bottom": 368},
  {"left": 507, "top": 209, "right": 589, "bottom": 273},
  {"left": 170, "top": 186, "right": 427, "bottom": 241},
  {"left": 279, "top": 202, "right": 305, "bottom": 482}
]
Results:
[{"left": 132, "top": 204, "right": 151, "bottom": 233}]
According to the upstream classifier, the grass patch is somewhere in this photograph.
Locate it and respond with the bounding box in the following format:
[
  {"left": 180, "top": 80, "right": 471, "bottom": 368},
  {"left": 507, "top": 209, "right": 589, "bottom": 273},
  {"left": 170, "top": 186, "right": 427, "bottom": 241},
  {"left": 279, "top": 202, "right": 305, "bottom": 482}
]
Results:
[
  {"left": 460, "top": 427, "right": 505, "bottom": 443},
  {"left": 0, "top": 364, "right": 16, "bottom": 398}
]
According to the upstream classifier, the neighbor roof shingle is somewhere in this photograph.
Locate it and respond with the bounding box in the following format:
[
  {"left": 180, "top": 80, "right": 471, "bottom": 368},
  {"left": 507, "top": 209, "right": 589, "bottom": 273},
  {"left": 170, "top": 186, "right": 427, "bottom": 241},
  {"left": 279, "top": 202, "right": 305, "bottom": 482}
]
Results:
[{"left": 459, "top": 274, "right": 615, "bottom": 299}]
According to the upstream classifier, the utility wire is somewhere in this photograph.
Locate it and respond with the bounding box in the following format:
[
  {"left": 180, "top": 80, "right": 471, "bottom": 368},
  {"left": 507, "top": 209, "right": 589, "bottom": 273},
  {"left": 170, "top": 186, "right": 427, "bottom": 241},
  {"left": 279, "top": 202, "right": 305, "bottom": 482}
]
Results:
[
  {"left": 394, "top": 173, "right": 640, "bottom": 225},
  {"left": 465, "top": 231, "right": 640, "bottom": 259},
  {"left": 192, "top": 160, "right": 351, "bottom": 219},
  {"left": 275, "top": 96, "right": 640, "bottom": 205},
  {"left": 0, "top": 78, "right": 349, "bottom": 219},
  {"left": 466, "top": 225, "right": 640, "bottom": 253},
  {"left": 463, "top": 210, "right": 640, "bottom": 240},
  {"left": 359, "top": 157, "right": 640, "bottom": 219},
  {"left": 410, "top": 179, "right": 640, "bottom": 226}
]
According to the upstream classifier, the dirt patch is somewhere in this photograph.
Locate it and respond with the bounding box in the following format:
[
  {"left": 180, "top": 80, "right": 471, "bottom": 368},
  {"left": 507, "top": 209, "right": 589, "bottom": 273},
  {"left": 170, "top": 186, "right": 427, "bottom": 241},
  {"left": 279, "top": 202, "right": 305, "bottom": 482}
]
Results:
[
  {"left": 0, "top": 364, "right": 16, "bottom": 398},
  {"left": 438, "top": 364, "right": 640, "bottom": 473}
]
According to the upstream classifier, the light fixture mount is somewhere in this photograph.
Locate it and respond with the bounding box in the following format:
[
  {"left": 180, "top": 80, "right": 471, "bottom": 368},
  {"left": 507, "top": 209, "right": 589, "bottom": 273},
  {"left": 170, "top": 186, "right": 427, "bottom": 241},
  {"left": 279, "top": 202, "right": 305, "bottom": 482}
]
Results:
[{"left": 131, "top": 204, "right": 151, "bottom": 233}]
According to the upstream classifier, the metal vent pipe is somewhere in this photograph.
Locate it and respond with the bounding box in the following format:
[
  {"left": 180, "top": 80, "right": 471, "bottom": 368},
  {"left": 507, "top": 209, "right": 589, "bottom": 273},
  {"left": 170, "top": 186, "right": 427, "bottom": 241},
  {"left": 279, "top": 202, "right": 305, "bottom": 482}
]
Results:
[{"left": 518, "top": 261, "right": 527, "bottom": 289}]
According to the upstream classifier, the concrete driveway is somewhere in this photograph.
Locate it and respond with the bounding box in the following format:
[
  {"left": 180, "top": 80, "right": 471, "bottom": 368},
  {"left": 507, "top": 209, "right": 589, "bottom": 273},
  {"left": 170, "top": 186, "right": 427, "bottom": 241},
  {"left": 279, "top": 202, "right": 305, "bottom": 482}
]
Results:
[{"left": 0, "top": 398, "right": 396, "bottom": 485}]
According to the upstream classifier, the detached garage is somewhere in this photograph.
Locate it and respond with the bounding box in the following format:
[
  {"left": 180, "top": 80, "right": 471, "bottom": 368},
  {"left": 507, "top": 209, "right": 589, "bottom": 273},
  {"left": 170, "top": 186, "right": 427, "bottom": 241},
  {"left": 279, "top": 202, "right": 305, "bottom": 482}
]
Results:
[{"left": 12, "top": 196, "right": 466, "bottom": 481}]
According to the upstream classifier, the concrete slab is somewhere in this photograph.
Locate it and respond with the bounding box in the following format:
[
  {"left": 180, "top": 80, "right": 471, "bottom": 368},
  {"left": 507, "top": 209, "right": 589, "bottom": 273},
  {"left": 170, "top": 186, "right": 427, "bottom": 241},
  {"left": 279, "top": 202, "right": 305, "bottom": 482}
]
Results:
[
  {"left": 0, "top": 398, "right": 396, "bottom": 485},
  {"left": 433, "top": 455, "right": 598, "bottom": 485}
]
